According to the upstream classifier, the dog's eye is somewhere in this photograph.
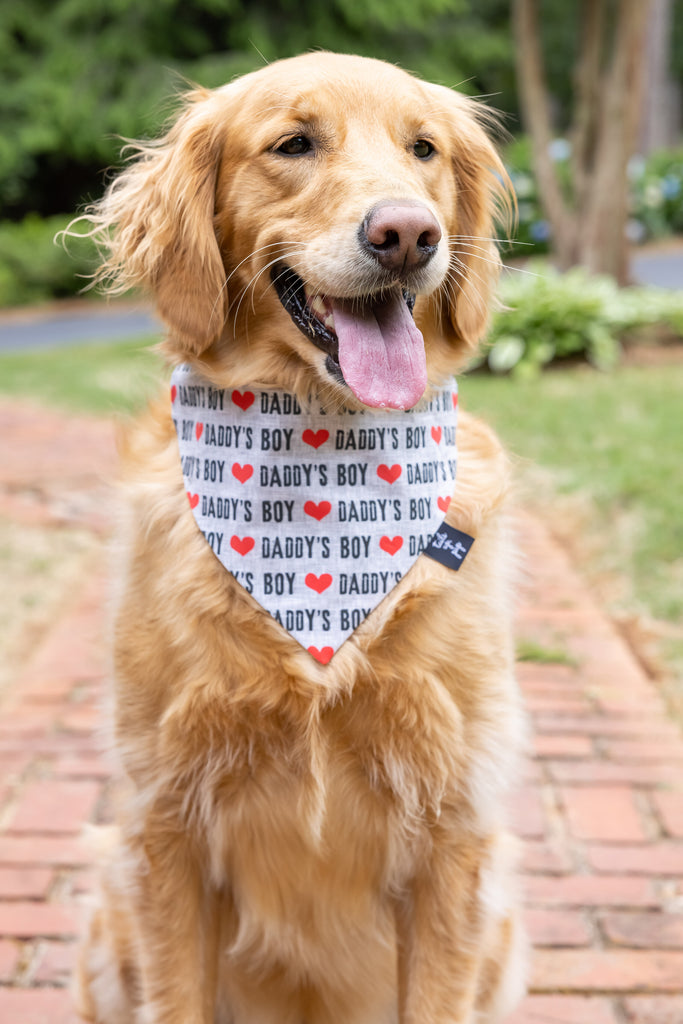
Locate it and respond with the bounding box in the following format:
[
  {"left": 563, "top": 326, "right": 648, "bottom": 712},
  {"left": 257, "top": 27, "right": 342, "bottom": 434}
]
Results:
[
  {"left": 413, "top": 139, "right": 435, "bottom": 160},
  {"left": 276, "top": 135, "right": 313, "bottom": 156}
]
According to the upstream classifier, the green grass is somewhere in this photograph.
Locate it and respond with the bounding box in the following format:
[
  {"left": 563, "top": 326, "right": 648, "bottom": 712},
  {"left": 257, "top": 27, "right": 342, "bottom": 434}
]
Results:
[
  {"left": 0, "top": 335, "right": 165, "bottom": 415},
  {"left": 516, "top": 638, "right": 577, "bottom": 666},
  {"left": 462, "top": 363, "right": 683, "bottom": 627}
]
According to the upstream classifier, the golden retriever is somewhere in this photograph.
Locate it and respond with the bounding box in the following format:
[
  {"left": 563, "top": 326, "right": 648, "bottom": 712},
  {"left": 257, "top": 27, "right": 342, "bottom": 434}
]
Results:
[{"left": 75, "top": 52, "right": 526, "bottom": 1024}]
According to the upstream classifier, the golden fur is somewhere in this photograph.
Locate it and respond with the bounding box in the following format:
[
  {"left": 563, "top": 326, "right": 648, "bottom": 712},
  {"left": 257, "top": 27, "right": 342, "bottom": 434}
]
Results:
[{"left": 75, "top": 53, "right": 526, "bottom": 1024}]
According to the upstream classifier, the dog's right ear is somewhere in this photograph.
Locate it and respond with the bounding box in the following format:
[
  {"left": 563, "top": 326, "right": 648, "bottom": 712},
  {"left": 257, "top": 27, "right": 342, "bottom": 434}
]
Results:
[{"left": 83, "top": 89, "right": 229, "bottom": 354}]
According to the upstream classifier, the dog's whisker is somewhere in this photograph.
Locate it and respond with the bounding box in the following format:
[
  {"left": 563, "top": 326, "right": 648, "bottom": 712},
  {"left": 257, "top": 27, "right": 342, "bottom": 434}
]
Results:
[
  {"left": 212, "top": 243, "right": 303, "bottom": 329},
  {"left": 448, "top": 253, "right": 491, "bottom": 311},
  {"left": 230, "top": 248, "right": 309, "bottom": 325}
]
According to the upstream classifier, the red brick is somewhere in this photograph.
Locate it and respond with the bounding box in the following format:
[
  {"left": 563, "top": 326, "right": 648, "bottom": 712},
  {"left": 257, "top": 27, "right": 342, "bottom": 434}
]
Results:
[
  {"left": 516, "top": 661, "right": 578, "bottom": 688},
  {"left": 533, "top": 734, "right": 594, "bottom": 758},
  {"left": 652, "top": 791, "right": 683, "bottom": 839},
  {"left": 525, "top": 908, "right": 592, "bottom": 946},
  {"left": 603, "top": 740, "right": 683, "bottom": 762},
  {"left": 0, "top": 710, "right": 55, "bottom": 736},
  {"left": 547, "top": 760, "right": 674, "bottom": 786},
  {"left": 524, "top": 875, "right": 657, "bottom": 908},
  {"left": 505, "top": 995, "right": 619, "bottom": 1024},
  {"left": 0, "top": 938, "right": 20, "bottom": 982},
  {"left": 0, "top": 836, "right": 90, "bottom": 866},
  {"left": 522, "top": 838, "right": 574, "bottom": 874},
  {"left": 560, "top": 786, "right": 647, "bottom": 842},
  {"left": 33, "top": 940, "right": 79, "bottom": 985},
  {"left": 600, "top": 911, "right": 683, "bottom": 949},
  {"left": 524, "top": 696, "right": 593, "bottom": 715},
  {"left": 586, "top": 843, "right": 683, "bottom": 875},
  {"left": 0, "top": 986, "right": 83, "bottom": 1024},
  {"left": 0, "top": 867, "right": 53, "bottom": 900},
  {"left": 597, "top": 691, "right": 671, "bottom": 716},
  {"left": 7, "top": 780, "right": 100, "bottom": 833},
  {"left": 57, "top": 706, "right": 101, "bottom": 735},
  {"left": 623, "top": 995, "right": 683, "bottom": 1023},
  {"left": 531, "top": 948, "right": 683, "bottom": 992},
  {"left": 0, "top": 900, "right": 80, "bottom": 938},
  {"left": 510, "top": 785, "right": 546, "bottom": 839},
  {"left": 50, "top": 756, "right": 110, "bottom": 781},
  {"left": 535, "top": 715, "right": 680, "bottom": 739}
]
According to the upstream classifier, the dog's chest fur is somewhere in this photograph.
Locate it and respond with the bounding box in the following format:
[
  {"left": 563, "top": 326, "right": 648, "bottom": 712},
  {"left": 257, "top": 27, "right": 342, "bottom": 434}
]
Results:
[{"left": 112, "top": 406, "right": 520, "bottom": 979}]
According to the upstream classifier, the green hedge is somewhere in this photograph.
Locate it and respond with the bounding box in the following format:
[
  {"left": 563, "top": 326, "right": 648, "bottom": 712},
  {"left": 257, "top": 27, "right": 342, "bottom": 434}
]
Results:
[
  {"left": 0, "top": 214, "right": 98, "bottom": 307},
  {"left": 482, "top": 263, "right": 683, "bottom": 378}
]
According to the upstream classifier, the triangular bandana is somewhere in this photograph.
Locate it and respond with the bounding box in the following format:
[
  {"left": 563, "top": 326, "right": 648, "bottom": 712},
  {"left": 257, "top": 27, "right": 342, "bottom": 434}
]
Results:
[{"left": 171, "top": 364, "right": 459, "bottom": 663}]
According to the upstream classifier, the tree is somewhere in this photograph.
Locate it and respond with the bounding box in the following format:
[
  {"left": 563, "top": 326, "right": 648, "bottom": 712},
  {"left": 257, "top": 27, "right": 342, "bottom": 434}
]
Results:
[
  {"left": 640, "top": 0, "right": 681, "bottom": 154},
  {"left": 512, "top": 0, "right": 653, "bottom": 284},
  {"left": 0, "top": 0, "right": 516, "bottom": 220}
]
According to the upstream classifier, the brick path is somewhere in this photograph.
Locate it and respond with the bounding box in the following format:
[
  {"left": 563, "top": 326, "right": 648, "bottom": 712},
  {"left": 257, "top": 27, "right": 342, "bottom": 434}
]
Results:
[{"left": 2, "top": 401, "right": 683, "bottom": 1024}]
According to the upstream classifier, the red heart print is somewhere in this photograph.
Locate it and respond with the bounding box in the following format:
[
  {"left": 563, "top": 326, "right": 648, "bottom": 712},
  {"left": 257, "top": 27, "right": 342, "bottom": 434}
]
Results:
[
  {"left": 377, "top": 464, "right": 402, "bottom": 484},
  {"left": 453, "top": 393, "right": 459, "bottom": 409},
  {"left": 379, "top": 536, "right": 403, "bottom": 555},
  {"left": 230, "top": 536, "right": 255, "bottom": 556},
  {"left": 232, "top": 463, "right": 253, "bottom": 484},
  {"left": 308, "top": 646, "right": 334, "bottom": 665},
  {"left": 437, "top": 496, "right": 451, "bottom": 513},
  {"left": 431, "top": 426, "right": 442, "bottom": 444},
  {"left": 232, "top": 390, "right": 255, "bottom": 411},
  {"left": 171, "top": 385, "right": 177, "bottom": 403},
  {"left": 302, "top": 429, "right": 329, "bottom": 449},
  {"left": 195, "top": 422, "right": 204, "bottom": 440},
  {"left": 304, "top": 500, "right": 332, "bottom": 521},
  {"left": 305, "top": 572, "right": 333, "bottom": 593},
  {"left": 187, "top": 492, "right": 199, "bottom": 509}
]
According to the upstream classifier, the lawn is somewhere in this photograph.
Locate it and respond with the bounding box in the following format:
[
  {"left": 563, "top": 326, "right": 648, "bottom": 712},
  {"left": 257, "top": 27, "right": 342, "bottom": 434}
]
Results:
[
  {"left": 462, "top": 361, "right": 683, "bottom": 713},
  {"left": 1, "top": 337, "right": 681, "bottom": 707},
  {"left": 0, "top": 335, "right": 164, "bottom": 415}
]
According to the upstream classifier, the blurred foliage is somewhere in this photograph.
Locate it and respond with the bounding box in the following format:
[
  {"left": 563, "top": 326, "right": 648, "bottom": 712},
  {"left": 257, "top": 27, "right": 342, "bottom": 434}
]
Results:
[
  {"left": 0, "top": 0, "right": 519, "bottom": 219},
  {"left": 1, "top": 0, "right": 681, "bottom": 307},
  {"left": 0, "top": 214, "right": 98, "bottom": 306},
  {"left": 482, "top": 264, "right": 683, "bottom": 378},
  {"left": 505, "top": 141, "right": 683, "bottom": 252}
]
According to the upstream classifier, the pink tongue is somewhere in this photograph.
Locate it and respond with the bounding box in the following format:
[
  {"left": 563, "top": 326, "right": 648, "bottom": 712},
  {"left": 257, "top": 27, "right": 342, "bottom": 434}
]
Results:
[{"left": 332, "top": 292, "right": 427, "bottom": 409}]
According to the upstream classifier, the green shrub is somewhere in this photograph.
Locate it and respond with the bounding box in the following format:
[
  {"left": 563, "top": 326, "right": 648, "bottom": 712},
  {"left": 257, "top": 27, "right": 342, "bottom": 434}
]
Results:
[
  {"left": 483, "top": 263, "right": 683, "bottom": 377},
  {"left": 0, "top": 214, "right": 98, "bottom": 307},
  {"left": 504, "top": 140, "right": 683, "bottom": 253},
  {"left": 629, "top": 148, "right": 683, "bottom": 241}
]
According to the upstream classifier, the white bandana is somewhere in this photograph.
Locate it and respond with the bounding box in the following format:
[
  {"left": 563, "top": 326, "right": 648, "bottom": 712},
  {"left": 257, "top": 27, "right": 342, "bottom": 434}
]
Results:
[{"left": 171, "top": 364, "right": 465, "bottom": 663}]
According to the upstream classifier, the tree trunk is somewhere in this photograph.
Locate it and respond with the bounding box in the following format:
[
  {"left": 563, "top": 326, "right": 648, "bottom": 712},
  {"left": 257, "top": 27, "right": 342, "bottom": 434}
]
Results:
[
  {"left": 579, "top": 0, "right": 652, "bottom": 283},
  {"left": 512, "top": 0, "right": 654, "bottom": 284},
  {"left": 640, "top": 0, "right": 681, "bottom": 154},
  {"left": 512, "top": 0, "right": 576, "bottom": 269}
]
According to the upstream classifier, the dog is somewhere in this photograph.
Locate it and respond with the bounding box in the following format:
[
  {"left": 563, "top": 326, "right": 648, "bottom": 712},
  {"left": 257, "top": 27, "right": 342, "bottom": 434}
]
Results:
[{"left": 75, "top": 52, "right": 526, "bottom": 1024}]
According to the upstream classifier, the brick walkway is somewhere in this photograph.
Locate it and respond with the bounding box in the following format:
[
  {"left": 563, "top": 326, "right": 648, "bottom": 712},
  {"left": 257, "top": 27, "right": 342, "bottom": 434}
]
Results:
[{"left": 2, "top": 402, "right": 683, "bottom": 1024}]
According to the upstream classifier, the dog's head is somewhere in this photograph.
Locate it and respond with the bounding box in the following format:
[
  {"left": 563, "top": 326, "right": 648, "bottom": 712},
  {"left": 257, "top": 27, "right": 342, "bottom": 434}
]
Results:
[{"left": 89, "top": 53, "right": 512, "bottom": 409}]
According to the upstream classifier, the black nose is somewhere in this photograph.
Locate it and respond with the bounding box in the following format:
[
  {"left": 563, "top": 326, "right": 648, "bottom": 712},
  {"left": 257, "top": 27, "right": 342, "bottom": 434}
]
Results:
[{"left": 360, "top": 200, "right": 441, "bottom": 274}]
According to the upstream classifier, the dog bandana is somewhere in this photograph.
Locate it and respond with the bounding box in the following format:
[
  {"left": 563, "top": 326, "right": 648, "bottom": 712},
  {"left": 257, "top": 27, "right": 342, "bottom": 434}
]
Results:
[{"left": 171, "top": 364, "right": 472, "bottom": 663}]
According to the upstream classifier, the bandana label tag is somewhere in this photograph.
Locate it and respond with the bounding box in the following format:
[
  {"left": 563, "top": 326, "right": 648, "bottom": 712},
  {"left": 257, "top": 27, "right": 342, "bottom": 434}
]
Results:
[{"left": 424, "top": 522, "right": 475, "bottom": 570}]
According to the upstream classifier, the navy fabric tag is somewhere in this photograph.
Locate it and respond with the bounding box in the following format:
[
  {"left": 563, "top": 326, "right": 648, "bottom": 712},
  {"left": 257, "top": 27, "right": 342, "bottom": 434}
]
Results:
[{"left": 424, "top": 521, "right": 474, "bottom": 571}]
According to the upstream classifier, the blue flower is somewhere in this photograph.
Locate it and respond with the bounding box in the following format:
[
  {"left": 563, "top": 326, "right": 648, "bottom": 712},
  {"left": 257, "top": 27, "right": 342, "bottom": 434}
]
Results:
[
  {"left": 662, "top": 175, "right": 681, "bottom": 199},
  {"left": 530, "top": 220, "right": 551, "bottom": 242}
]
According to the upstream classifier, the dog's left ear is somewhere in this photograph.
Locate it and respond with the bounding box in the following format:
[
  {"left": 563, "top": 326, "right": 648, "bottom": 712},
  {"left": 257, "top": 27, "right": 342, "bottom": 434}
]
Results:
[
  {"left": 83, "top": 88, "right": 230, "bottom": 354},
  {"left": 425, "top": 85, "right": 513, "bottom": 357}
]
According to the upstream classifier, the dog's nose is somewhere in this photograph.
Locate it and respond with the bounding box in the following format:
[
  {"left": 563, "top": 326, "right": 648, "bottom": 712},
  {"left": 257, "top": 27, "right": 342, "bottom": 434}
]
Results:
[{"left": 361, "top": 200, "right": 442, "bottom": 274}]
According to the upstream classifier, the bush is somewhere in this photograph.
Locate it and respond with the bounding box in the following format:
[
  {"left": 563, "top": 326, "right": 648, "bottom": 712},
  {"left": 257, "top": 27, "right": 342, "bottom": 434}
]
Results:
[
  {"left": 628, "top": 149, "right": 683, "bottom": 242},
  {"left": 503, "top": 140, "right": 683, "bottom": 253},
  {"left": 483, "top": 263, "right": 683, "bottom": 378},
  {"left": 0, "top": 214, "right": 98, "bottom": 307}
]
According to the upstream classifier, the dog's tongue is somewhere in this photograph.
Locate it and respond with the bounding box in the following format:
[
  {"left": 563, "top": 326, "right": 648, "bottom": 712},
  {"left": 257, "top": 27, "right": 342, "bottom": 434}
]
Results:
[{"left": 332, "top": 291, "right": 427, "bottom": 409}]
